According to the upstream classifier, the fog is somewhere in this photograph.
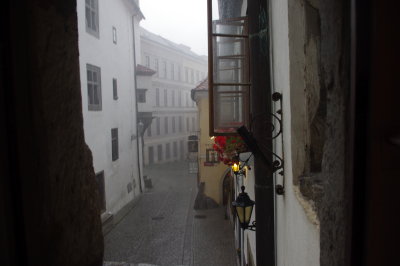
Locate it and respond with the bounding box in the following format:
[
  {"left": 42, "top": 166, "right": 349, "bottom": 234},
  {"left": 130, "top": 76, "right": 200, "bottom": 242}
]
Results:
[{"left": 140, "top": 0, "right": 208, "bottom": 56}]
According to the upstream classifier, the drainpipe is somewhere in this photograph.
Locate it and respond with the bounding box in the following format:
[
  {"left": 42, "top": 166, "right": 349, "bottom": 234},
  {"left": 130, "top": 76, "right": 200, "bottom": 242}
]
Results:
[
  {"left": 248, "top": 0, "right": 275, "bottom": 265},
  {"left": 131, "top": 15, "right": 143, "bottom": 193}
]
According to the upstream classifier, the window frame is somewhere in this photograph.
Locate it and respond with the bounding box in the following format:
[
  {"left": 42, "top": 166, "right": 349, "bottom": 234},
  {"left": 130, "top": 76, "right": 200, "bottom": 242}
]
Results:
[
  {"left": 112, "top": 78, "right": 118, "bottom": 100},
  {"left": 112, "top": 26, "right": 117, "bottom": 44},
  {"left": 87, "top": 64, "right": 102, "bottom": 111},
  {"left": 137, "top": 89, "right": 147, "bottom": 103},
  {"left": 85, "top": 0, "right": 100, "bottom": 38},
  {"left": 111, "top": 128, "right": 119, "bottom": 161},
  {"left": 207, "top": 0, "right": 250, "bottom": 135}
]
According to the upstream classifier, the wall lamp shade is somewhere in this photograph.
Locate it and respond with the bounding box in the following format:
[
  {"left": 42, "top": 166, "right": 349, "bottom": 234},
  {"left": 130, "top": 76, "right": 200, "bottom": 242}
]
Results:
[{"left": 232, "top": 186, "right": 255, "bottom": 229}]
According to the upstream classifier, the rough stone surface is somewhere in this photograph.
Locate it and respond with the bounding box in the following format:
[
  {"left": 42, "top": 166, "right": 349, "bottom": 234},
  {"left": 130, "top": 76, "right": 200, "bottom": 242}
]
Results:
[{"left": 13, "top": 1, "right": 104, "bottom": 265}]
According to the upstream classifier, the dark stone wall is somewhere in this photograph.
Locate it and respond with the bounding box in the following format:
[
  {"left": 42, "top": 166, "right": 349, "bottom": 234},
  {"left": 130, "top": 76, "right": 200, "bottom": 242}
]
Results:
[
  {"left": 288, "top": 0, "right": 350, "bottom": 265},
  {"left": 316, "top": 1, "right": 350, "bottom": 265},
  {"left": 2, "top": 0, "right": 104, "bottom": 265}
]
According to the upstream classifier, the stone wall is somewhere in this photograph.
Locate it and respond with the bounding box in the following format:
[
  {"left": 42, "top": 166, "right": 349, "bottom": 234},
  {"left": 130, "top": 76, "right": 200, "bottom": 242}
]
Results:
[{"left": 3, "top": 0, "right": 104, "bottom": 265}]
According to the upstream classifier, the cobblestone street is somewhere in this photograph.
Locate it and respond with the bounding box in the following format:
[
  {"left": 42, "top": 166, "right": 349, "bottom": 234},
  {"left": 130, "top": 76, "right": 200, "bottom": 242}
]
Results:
[{"left": 104, "top": 161, "right": 237, "bottom": 266}]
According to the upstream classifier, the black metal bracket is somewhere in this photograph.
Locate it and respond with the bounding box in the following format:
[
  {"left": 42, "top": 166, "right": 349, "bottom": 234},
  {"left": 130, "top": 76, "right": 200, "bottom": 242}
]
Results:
[
  {"left": 237, "top": 92, "right": 285, "bottom": 195},
  {"left": 246, "top": 221, "right": 256, "bottom": 231}
]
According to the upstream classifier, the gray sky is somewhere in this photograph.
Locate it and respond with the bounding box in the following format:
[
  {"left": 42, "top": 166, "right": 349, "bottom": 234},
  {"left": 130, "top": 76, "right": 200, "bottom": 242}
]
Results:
[{"left": 139, "top": 0, "right": 208, "bottom": 56}]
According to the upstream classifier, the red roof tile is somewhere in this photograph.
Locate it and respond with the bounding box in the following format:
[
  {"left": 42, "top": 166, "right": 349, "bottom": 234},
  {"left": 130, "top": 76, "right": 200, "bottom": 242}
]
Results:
[{"left": 136, "top": 64, "right": 156, "bottom": 76}]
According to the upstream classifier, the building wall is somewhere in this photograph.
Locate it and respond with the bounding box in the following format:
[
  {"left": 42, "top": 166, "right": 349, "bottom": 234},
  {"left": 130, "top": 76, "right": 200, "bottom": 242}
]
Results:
[
  {"left": 77, "top": 0, "right": 142, "bottom": 216},
  {"left": 196, "top": 91, "right": 229, "bottom": 204},
  {"left": 271, "top": 0, "right": 321, "bottom": 265},
  {"left": 139, "top": 28, "right": 207, "bottom": 165}
]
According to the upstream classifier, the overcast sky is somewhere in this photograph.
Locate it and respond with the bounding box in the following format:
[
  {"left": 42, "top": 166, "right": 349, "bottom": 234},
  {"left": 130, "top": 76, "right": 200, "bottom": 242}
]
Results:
[{"left": 139, "top": 0, "right": 208, "bottom": 56}]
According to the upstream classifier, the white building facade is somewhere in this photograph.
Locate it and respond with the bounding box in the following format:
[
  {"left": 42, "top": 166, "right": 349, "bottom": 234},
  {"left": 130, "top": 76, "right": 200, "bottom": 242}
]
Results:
[
  {"left": 77, "top": 0, "right": 144, "bottom": 218},
  {"left": 138, "top": 28, "right": 207, "bottom": 165}
]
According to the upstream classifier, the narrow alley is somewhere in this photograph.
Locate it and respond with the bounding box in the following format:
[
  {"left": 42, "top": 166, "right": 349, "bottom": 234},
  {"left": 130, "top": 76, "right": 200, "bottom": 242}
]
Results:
[{"left": 103, "top": 161, "right": 237, "bottom": 266}]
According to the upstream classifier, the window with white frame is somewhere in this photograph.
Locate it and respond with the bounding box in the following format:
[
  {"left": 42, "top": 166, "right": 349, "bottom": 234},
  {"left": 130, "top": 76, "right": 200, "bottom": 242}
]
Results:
[
  {"left": 137, "top": 89, "right": 147, "bottom": 103},
  {"left": 111, "top": 128, "right": 119, "bottom": 161},
  {"left": 162, "top": 61, "right": 167, "bottom": 78},
  {"left": 155, "top": 88, "right": 160, "bottom": 106},
  {"left": 164, "top": 89, "right": 168, "bottom": 106},
  {"left": 171, "top": 90, "right": 175, "bottom": 107},
  {"left": 85, "top": 0, "right": 99, "bottom": 37},
  {"left": 86, "top": 64, "right": 102, "bottom": 111},
  {"left": 112, "top": 26, "right": 117, "bottom": 44},
  {"left": 171, "top": 63, "right": 175, "bottom": 80},
  {"left": 172, "top": 117, "right": 176, "bottom": 133},
  {"left": 145, "top": 55, "right": 150, "bottom": 67},
  {"left": 112, "top": 78, "right": 118, "bottom": 100},
  {"left": 154, "top": 59, "right": 159, "bottom": 76},
  {"left": 164, "top": 117, "right": 168, "bottom": 134},
  {"left": 156, "top": 117, "right": 160, "bottom": 135}
]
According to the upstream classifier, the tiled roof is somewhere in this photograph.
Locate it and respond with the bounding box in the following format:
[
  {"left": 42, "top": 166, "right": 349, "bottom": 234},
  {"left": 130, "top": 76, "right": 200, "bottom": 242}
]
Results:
[
  {"left": 136, "top": 64, "right": 156, "bottom": 76},
  {"left": 193, "top": 78, "right": 208, "bottom": 91}
]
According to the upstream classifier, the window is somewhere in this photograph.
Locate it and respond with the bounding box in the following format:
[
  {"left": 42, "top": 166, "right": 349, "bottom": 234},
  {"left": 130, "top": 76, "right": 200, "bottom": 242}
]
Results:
[
  {"left": 112, "top": 78, "right": 118, "bottom": 100},
  {"left": 164, "top": 89, "right": 168, "bottom": 106},
  {"left": 145, "top": 55, "right": 150, "bottom": 67},
  {"left": 185, "top": 67, "right": 189, "bottom": 82},
  {"left": 86, "top": 64, "right": 102, "bottom": 111},
  {"left": 191, "top": 69, "right": 194, "bottom": 84},
  {"left": 206, "top": 149, "right": 219, "bottom": 163},
  {"left": 148, "top": 146, "right": 154, "bottom": 164},
  {"left": 112, "top": 26, "right": 117, "bottom": 44},
  {"left": 154, "top": 59, "right": 159, "bottom": 76},
  {"left": 157, "top": 144, "right": 163, "bottom": 161},
  {"left": 147, "top": 123, "right": 152, "bottom": 137},
  {"left": 95, "top": 171, "right": 106, "bottom": 212},
  {"left": 180, "top": 140, "right": 184, "bottom": 159},
  {"left": 162, "top": 61, "right": 167, "bottom": 78},
  {"left": 186, "top": 92, "right": 189, "bottom": 107},
  {"left": 196, "top": 70, "right": 199, "bottom": 83},
  {"left": 111, "top": 128, "right": 119, "bottom": 161},
  {"left": 178, "top": 90, "right": 182, "bottom": 106},
  {"left": 171, "top": 63, "right": 175, "bottom": 80},
  {"left": 186, "top": 117, "right": 190, "bottom": 132},
  {"left": 85, "top": 0, "right": 99, "bottom": 37},
  {"left": 137, "top": 89, "right": 146, "bottom": 103},
  {"left": 172, "top": 117, "right": 176, "bottom": 133},
  {"left": 192, "top": 117, "right": 196, "bottom": 131},
  {"left": 166, "top": 143, "right": 171, "bottom": 158},
  {"left": 155, "top": 88, "right": 160, "bottom": 106},
  {"left": 178, "top": 66, "right": 181, "bottom": 81},
  {"left": 208, "top": 3, "right": 250, "bottom": 135},
  {"left": 164, "top": 117, "right": 168, "bottom": 134},
  {"left": 179, "top": 116, "right": 183, "bottom": 132},
  {"left": 173, "top": 142, "right": 178, "bottom": 157},
  {"left": 171, "top": 90, "right": 175, "bottom": 107},
  {"left": 156, "top": 117, "right": 160, "bottom": 135}
]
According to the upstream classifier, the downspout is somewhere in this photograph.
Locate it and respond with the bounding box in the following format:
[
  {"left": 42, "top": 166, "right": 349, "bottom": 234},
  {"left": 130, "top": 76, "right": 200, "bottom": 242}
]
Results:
[
  {"left": 248, "top": 0, "right": 275, "bottom": 265},
  {"left": 131, "top": 15, "right": 143, "bottom": 193}
]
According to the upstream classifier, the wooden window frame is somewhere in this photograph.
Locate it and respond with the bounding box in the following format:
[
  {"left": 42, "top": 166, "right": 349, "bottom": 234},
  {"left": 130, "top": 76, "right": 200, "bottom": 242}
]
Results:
[{"left": 207, "top": 0, "right": 250, "bottom": 136}]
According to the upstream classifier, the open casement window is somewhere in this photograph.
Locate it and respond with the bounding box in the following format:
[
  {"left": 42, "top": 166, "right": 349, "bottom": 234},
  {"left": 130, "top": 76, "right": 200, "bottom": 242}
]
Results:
[{"left": 207, "top": 0, "right": 250, "bottom": 136}]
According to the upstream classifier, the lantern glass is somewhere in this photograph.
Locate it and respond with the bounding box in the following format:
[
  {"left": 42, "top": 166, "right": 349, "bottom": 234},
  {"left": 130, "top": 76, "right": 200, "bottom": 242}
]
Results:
[
  {"left": 236, "top": 206, "right": 245, "bottom": 224},
  {"left": 244, "top": 205, "right": 253, "bottom": 223},
  {"left": 232, "top": 163, "right": 240, "bottom": 173}
]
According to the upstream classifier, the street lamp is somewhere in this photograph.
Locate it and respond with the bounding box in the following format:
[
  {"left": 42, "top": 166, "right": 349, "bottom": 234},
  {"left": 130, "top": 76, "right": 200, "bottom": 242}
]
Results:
[
  {"left": 232, "top": 186, "right": 255, "bottom": 230},
  {"left": 232, "top": 185, "right": 255, "bottom": 266}
]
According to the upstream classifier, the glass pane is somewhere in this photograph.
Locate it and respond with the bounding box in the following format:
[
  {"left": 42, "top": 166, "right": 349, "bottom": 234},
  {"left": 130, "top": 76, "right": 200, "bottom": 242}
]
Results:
[
  {"left": 245, "top": 206, "right": 253, "bottom": 223},
  {"left": 214, "top": 92, "right": 248, "bottom": 133},
  {"left": 214, "top": 57, "right": 249, "bottom": 84},
  {"left": 213, "top": 19, "right": 247, "bottom": 35},
  {"left": 92, "top": 71, "right": 97, "bottom": 82},
  {"left": 91, "top": 11, "right": 97, "bottom": 31},
  {"left": 93, "top": 85, "right": 99, "bottom": 104},
  {"left": 88, "top": 84, "right": 93, "bottom": 104},
  {"left": 236, "top": 206, "right": 244, "bottom": 224},
  {"left": 87, "top": 70, "right": 92, "bottom": 81},
  {"left": 85, "top": 7, "right": 91, "bottom": 28}
]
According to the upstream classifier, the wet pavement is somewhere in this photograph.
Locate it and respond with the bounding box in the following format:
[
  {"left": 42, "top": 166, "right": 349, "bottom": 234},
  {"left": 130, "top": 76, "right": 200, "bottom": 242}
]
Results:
[{"left": 104, "top": 161, "right": 237, "bottom": 266}]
